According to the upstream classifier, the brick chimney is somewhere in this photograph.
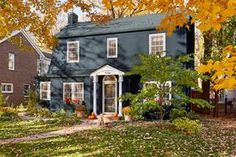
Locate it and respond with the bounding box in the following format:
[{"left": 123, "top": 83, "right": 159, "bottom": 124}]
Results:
[{"left": 68, "top": 12, "right": 78, "bottom": 25}]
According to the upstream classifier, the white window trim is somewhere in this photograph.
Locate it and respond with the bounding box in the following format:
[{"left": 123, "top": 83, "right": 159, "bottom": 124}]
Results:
[
  {"left": 63, "top": 82, "right": 84, "bottom": 102},
  {"left": 40, "top": 82, "right": 51, "bottom": 100},
  {"left": 144, "top": 81, "right": 172, "bottom": 100},
  {"left": 23, "top": 84, "right": 31, "bottom": 98},
  {"left": 67, "top": 41, "right": 80, "bottom": 63},
  {"left": 149, "top": 33, "right": 166, "bottom": 57},
  {"left": 1, "top": 83, "right": 13, "bottom": 94},
  {"left": 107, "top": 38, "right": 118, "bottom": 58},
  {"left": 8, "top": 53, "right": 15, "bottom": 70}
]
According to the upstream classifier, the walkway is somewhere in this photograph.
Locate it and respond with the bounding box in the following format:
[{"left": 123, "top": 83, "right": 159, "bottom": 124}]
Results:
[{"left": 0, "top": 120, "right": 99, "bottom": 145}]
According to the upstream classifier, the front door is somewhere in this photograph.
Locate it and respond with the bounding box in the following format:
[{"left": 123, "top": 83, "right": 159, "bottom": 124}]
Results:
[{"left": 103, "top": 75, "right": 117, "bottom": 113}]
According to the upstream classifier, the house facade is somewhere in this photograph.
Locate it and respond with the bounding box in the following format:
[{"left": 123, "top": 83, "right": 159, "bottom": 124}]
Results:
[
  {"left": 40, "top": 13, "right": 194, "bottom": 116},
  {"left": 0, "top": 30, "right": 51, "bottom": 105}
]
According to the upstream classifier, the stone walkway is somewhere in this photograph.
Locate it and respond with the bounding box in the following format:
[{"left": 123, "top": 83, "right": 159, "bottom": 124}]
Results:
[{"left": 0, "top": 120, "right": 99, "bottom": 145}]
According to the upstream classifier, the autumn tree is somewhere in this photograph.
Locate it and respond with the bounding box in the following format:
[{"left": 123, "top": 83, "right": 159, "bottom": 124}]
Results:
[{"left": 1, "top": 0, "right": 235, "bottom": 49}]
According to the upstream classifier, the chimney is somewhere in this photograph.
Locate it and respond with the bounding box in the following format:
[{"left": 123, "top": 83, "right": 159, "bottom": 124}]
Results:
[{"left": 68, "top": 12, "right": 78, "bottom": 25}]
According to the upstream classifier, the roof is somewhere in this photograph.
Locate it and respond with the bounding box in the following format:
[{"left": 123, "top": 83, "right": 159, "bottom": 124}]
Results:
[
  {"left": 42, "top": 52, "right": 52, "bottom": 59},
  {"left": 57, "top": 14, "right": 165, "bottom": 38},
  {"left": 0, "top": 30, "right": 51, "bottom": 60}
]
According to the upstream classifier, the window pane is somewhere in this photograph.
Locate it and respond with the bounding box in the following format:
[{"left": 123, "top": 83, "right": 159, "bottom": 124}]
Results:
[
  {"left": 108, "top": 39, "right": 117, "bottom": 57},
  {"left": 68, "top": 42, "right": 79, "bottom": 62},
  {"left": 40, "top": 82, "right": 50, "bottom": 100},
  {"left": 150, "top": 34, "right": 165, "bottom": 55},
  {"left": 8, "top": 53, "right": 15, "bottom": 70}
]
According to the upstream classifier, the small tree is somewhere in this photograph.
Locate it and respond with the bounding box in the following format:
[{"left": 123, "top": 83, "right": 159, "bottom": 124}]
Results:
[{"left": 122, "top": 54, "right": 210, "bottom": 120}]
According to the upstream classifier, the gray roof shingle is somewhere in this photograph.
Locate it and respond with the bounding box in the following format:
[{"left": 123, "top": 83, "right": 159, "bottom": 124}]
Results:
[{"left": 57, "top": 14, "right": 164, "bottom": 38}]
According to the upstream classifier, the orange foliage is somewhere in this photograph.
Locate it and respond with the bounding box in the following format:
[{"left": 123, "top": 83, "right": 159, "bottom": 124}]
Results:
[{"left": 198, "top": 45, "right": 236, "bottom": 90}]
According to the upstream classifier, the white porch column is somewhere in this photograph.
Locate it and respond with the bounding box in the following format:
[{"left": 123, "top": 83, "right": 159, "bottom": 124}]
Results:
[
  {"left": 118, "top": 75, "right": 123, "bottom": 117},
  {"left": 93, "top": 75, "right": 98, "bottom": 115}
]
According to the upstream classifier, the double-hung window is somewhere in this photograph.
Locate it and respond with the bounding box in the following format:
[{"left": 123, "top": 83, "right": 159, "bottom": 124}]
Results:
[
  {"left": 67, "top": 41, "right": 80, "bottom": 63},
  {"left": 149, "top": 33, "right": 166, "bottom": 57},
  {"left": 8, "top": 53, "right": 15, "bottom": 70},
  {"left": 40, "top": 82, "right": 51, "bottom": 100},
  {"left": 107, "top": 38, "right": 118, "bottom": 58},
  {"left": 144, "top": 81, "right": 172, "bottom": 104},
  {"left": 23, "top": 84, "right": 31, "bottom": 98},
  {"left": 63, "top": 83, "right": 84, "bottom": 103},
  {"left": 1, "top": 83, "right": 13, "bottom": 93}
]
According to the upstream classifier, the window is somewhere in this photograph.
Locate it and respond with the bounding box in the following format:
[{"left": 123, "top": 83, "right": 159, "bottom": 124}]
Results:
[
  {"left": 107, "top": 38, "right": 118, "bottom": 58},
  {"left": 8, "top": 53, "right": 15, "bottom": 70},
  {"left": 23, "top": 84, "right": 30, "bottom": 98},
  {"left": 40, "top": 82, "right": 51, "bottom": 100},
  {"left": 67, "top": 41, "right": 79, "bottom": 63},
  {"left": 144, "top": 81, "right": 172, "bottom": 104},
  {"left": 37, "top": 59, "right": 41, "bottom": 75},
  {"left": 1, "top": 83, "right": 13, "bottom": 93},
  {"left": 149, "top": 33, "right": 166, "bottom": 56},
  {"left": 63, "top": 83, "right": 84, "bottom": 103}
]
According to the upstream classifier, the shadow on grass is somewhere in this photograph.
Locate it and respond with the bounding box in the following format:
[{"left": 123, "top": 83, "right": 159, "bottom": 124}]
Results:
[{"left": 0, "top": 123, "right": 235, "bottom": 157}]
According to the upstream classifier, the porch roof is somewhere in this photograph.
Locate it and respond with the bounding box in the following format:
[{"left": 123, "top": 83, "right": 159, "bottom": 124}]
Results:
[{"left": 90, "top": 65, "right": 125, "bottom": 77}]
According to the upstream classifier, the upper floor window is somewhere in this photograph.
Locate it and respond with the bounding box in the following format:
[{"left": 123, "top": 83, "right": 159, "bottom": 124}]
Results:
[
  {"left": 8, "top": 53, "right": 15, "bottom": 70},
  {"left": 1, "top": 83, "right": 13, "bottom": 94},
  {"left": 149, "top": 33, "right": 166, "bottom": 57},
  {"left": 107, "top": 38, "right": 118, "bottom": 58},
  {"left": 40, "top": 82, "right": 51, "bottom": 100},
  {"left": 67, "top": 41, "right": 79, "bottom": 63},
  {"left": 63, "top": 82, "right": 84, "bottom": 103}
]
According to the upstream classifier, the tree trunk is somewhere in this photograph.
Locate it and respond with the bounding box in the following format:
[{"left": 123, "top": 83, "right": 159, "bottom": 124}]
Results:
[{"left": 213, "top": 90, "right": 219, "bottom": 117}]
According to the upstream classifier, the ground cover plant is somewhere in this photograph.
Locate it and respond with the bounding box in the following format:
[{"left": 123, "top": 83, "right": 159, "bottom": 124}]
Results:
[{"left": 0, "top": 119, "right": 235, "bottom": 157}]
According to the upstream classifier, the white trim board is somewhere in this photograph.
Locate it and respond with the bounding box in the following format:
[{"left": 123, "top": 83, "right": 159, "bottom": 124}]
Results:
[
  {"left": 90, "top": 65, "right": 124, "bottom": 77},
  {"left": 0, "top": 30, "right": 48, "bottom": 60}
]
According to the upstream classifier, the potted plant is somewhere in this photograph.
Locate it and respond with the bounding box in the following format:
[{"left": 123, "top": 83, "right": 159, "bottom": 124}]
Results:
[
  {"left": 74, "top": 100, "right": 86, "bottom": 118},
  {"left": 122, "top": 106, "right": 132, "bottom": 121}
]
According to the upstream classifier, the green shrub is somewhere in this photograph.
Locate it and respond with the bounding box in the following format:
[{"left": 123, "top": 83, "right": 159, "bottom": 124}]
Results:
[
  {"left": 172, "top": 117, "right": 202, "bottom": 134},
  {"left": 0, "top": 91, "right": 8, "bottom": 107},
  {"left": 0, "top": 107, "right": 20, "bottom": 121},
  {"left": 170, "top": 108, "right": 199, "bottom": 121},
  {"left": 170, "top": 108, "right": 187, "bottom": 120},
  {"left": 27, "top": 91, "right": 38, "bottom": 113},
  {"left": 186, "top": 111, "right": 200, "bottom": 120}
]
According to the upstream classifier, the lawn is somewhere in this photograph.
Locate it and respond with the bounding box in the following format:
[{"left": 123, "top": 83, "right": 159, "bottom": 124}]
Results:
[
  {"left": 0, "top": 119, "right": 235, "bottom": 157},
  {"left": 0, "top": 119, "right": 68, "bottom": 139}
]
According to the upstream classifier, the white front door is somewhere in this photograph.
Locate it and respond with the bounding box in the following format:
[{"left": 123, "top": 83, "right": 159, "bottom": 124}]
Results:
[{"left": 103, "top": 75, "right": 117, "bottom": 113}]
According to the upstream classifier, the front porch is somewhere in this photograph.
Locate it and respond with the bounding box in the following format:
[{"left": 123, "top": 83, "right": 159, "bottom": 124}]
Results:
[{"left": 90, "top": 65, "right": 125, "bottom": 116}]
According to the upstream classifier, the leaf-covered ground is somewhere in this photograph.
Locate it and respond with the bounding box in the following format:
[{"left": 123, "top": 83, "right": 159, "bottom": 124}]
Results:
[
  {"left": 0, "top": 118, "right": 235, "bottom": 157},
  {"left": 0, "top": 119, "right": 69, "bottom": 139}
]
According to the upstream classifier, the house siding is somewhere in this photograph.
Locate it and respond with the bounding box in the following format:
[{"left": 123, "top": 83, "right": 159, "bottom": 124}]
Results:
[
  {"left": 45, "top": 26, "right": 193, "bottom": 113},
  {"left": 0, "top": 33, "right": 39, "bottom": 105},
  {"left": 49, "top": 28, "right": 187, "bottom": 76}
]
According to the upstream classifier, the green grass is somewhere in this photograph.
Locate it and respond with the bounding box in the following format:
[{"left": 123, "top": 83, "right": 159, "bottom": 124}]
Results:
[
  {"left": 0, "top": 120, "right": 59, "bottom": 139},
  {"left": 0, "top": 121, "right": 235, "bottom": 157},
  {"left": 0, "top": 119, "right": 72, "bottom": 139}
]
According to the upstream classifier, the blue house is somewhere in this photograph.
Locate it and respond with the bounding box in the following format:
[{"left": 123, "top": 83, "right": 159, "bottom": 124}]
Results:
[{"left": 39, "top": 13, "right": 194, "bottom": 116}]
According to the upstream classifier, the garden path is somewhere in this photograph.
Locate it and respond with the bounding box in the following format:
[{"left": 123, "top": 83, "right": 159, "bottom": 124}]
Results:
[{"left": 0, "top": 119, "right": 99, "bottom": 145}]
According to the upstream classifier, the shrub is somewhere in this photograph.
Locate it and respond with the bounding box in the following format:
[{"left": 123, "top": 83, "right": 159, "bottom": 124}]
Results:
[
  {"left": 172, "top": 117, "right": 202, "bottom": 134},
  {"left": 0, "top": 107, "right": 20, "bottom": 121},
  {"left": 170, "top": 108, "right": 199, "bottom": 121},
  {"left": 27, "top": 91, "right": 38, "bottom": 113},
  {"left": 170, "top": 108, "right": 187, "bottom": 120},
  {"left": 0, "top": 91, "right": 8, "bottom": 107},
  {"left": 52, "top": 109, "right": 80, "bottom": 125}
]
